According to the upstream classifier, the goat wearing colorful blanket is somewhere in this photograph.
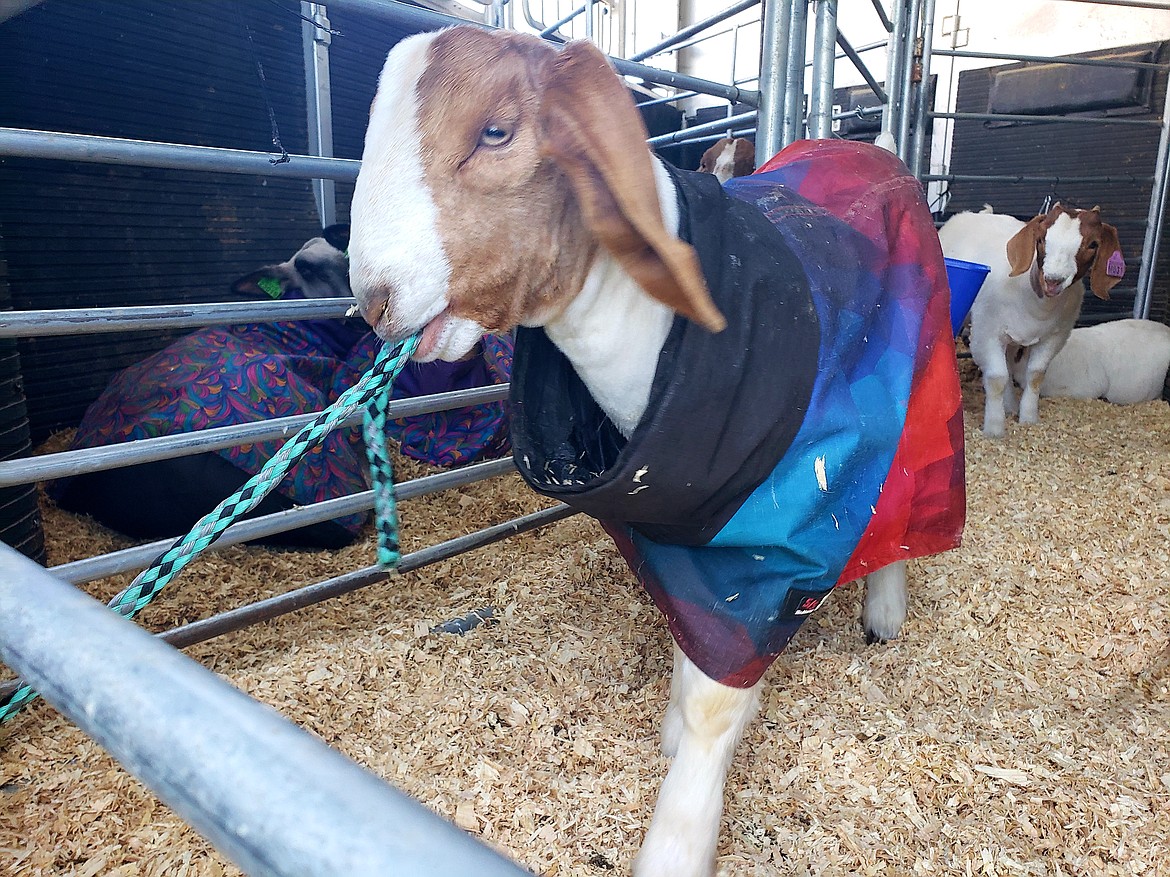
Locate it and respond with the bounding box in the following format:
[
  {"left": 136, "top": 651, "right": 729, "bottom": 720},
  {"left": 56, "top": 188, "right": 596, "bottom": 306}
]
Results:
[{"left": 347, "top": 27, "right": 965, "bottom": 877}]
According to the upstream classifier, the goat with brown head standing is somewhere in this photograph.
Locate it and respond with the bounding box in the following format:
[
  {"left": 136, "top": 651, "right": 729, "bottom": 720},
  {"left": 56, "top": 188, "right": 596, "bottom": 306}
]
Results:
[
  {"left": 939, "top": 203, "right": 1125, "bottom": 437},
  {"left": 348, "top": 26, "right": 964, "bottom": 877}
]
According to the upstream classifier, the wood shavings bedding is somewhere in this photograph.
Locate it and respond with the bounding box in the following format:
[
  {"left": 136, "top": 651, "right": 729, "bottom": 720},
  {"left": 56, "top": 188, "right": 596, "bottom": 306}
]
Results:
[{"left": 3, "top": 376, "right": 1169, "bottom": 876}]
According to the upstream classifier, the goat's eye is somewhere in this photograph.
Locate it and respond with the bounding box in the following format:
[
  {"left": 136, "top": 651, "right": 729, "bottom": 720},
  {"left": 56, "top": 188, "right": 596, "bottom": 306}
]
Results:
[
  {"left": 1088, "top": 240, "right": 1099, "bottom": 250},
  {"left": 479, "top": 124, "right": 513, "bottom": 148}
]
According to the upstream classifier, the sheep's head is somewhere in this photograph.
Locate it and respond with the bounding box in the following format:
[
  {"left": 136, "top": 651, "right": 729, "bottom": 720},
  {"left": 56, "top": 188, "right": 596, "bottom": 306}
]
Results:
[
  {"left": 1005, "top": 203, "right": 1123, "bottom": 301},
  {"left": 697, "top": 137, "right": 755, "bottom": 184},
  {"left": 348, "top": 26, "right": 722, "bottom": 362},
  {"left": 232, "top": 227, "right": 352, "bottom": 300}
]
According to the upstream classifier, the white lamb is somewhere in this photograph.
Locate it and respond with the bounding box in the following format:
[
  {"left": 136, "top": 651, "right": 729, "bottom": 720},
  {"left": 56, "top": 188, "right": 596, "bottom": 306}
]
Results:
[
  {"left": 938, "top": 205, "right": 1125, "bottom": 437},
  {"left": 1010, "top": 319, "right": 1170, "bottom": 404},
  {"left": 345, "top": 28, "right": 964, "bottom": 877}
]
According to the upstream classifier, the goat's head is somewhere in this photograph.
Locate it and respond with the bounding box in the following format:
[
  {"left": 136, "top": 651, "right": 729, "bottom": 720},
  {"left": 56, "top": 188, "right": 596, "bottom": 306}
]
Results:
[
  {"left": 232, "top": 225, "right": 352, "bottom": 300},
  {"left": 347, "top": 26, "right": 722, "bottom": 362},
  {"left": 1005, "top": 204, "right": 1123, "bottom": 301},
  {"left": 697, "top": 137, "right": 755, "bottom": 184}
]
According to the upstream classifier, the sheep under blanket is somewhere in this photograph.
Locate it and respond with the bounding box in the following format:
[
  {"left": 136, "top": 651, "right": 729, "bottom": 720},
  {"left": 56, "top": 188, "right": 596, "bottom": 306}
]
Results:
[{"left": 510, "top": 140, "right": 965, "bottom": 687}]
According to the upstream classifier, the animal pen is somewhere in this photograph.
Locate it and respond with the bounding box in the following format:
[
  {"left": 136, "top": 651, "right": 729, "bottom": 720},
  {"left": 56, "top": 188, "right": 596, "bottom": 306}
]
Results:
[{"left": 1, "top": 0, "right": 1170, "bottom": 875}]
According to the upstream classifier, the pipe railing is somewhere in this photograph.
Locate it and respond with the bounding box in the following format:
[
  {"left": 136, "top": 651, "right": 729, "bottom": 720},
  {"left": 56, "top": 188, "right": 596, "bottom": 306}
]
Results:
[
  {"left": 48, "top": 457, "right": 518, "bottom": 586},
  {"left": 646, "top": 110, "right": 758, "bottom": 146},
  {"left": 0, "top": 297, "right": 356, "bottom": 338},
  {"left": 0, "top": 384, "right": 511, "bottom": 488},
  {"left": 0, "top": 127, "right": 362, "bottom": 181},
  {"left": 933, "top": 47, "right": 1170, "bottom": 71},
  {"left": 0, "top": 544, "right": 534, "bottom": 877},
  {"left": 630, "top": 0, "right": 760, "bottom": 61}
]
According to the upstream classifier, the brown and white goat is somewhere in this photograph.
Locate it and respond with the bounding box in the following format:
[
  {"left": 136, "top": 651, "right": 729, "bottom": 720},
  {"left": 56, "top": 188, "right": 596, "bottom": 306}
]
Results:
[
  {"left": 696, "top": 136, "right": 755, "bottom": 183},
  {"left": 938, "top": 204, "right": 1124, "bottom": 437},
  {"left": 348, "top": 27, "right": 923, "bottom": 877}
]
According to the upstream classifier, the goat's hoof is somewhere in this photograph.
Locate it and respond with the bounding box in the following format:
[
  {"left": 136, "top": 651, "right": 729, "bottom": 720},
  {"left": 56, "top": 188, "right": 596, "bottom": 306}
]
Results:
[
  {"left": 864, "top": 626, "right": 887, "bottom": 645},
  {"left": 862, "top": 620, "right": 900, "bottom": 645}
]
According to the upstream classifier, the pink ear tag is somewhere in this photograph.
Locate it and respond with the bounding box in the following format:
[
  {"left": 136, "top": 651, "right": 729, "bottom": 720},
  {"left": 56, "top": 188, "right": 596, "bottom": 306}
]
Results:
[{"left": 1106, "top": 250, "right": 1126, "bottom": 279}]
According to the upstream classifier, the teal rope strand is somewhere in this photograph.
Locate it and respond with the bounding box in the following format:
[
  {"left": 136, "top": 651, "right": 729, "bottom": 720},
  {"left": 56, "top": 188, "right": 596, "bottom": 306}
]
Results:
[{"left": 0, "top": 335, "right": 419, "bottom": 725}]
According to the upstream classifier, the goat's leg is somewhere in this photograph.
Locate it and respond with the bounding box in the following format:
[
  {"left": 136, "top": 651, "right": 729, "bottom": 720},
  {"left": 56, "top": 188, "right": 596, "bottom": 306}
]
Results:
[
  {"left": 981, "top": 370, "right": 1010, "bottom": 438},
  {"left": 635, "top": 651, "right": 760, "bottom": 877},
  {"left": 861, "top": 559, "right": 908, "bottom": 644},
  {"left": 660, "top": 642, "right": 686, "bottom": 757},
  {"left": 1017, "top": 335, "right": 1064, "bottom": 424},
  {"left": 1003, "top": 344, "right": 1023, "bottom": 417},
  {"left": 970, "top": 329, "right": 1010, "bottom": 437}
]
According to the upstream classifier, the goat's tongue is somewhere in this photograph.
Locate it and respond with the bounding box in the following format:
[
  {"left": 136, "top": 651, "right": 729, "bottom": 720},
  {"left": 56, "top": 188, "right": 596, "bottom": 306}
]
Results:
[{"left": 414, "top": 311, "right": 449, "bottom": 359}]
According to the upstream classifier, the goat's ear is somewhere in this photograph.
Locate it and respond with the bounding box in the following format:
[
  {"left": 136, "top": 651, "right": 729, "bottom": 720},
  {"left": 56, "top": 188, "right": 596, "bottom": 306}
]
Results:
[
  {"left": 231, "top": 266, "right": 287, "bottom": 299},
  {"left": 733, "top": 139, "right": 756, "bottom": 178},
  {"left": 1089, "top": 221, "right": 1123, "bottom": 301},
  {"left": 1006, "top": 216, "right": 1044, "bottom": 277},
  {"left": 538, "top": 40, "right": 726, "bottom": 332},
  {"left": 323, "top": 223, "right": 350, "bottom": 253}
]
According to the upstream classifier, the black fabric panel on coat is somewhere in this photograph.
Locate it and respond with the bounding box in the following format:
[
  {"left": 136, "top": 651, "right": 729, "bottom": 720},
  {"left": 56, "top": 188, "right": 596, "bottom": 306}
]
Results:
[{"left": 511, "top": 165, "right": 820, "bottom": 545}]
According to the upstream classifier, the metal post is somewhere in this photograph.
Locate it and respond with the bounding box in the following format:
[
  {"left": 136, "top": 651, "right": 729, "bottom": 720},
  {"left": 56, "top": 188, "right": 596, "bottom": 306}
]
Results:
[
  {"left": 881, "top": 0, "right": 907, "bottom": 148},
  {"left": 0, "top": 545, "right": 532, "bottom": 877},
  {"left": 896, "top": 0, "right": 921, "bottom": 163},
  {"left": 301, "top": 2, "right": 337, "bottom": 228},
  {"left": 909, "top": 0, "right": 936, "bottom": 177},
  {"left": 808, "top": 0, "right": 838, "bottom": 140},
  {"left": 782, "top": 0, "right": 810, "bottom": 145},
  {"left": 1135, "top": 68, "right": 1170, "bottom": 319},
  {"left": 756, "top": 0, "right": 794, "bottom": 164}
]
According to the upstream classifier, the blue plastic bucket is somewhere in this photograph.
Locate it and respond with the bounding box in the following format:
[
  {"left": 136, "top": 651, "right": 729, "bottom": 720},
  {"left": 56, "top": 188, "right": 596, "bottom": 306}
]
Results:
[{"left": 944, "top": 257, "right": 991, "bottom": 336}]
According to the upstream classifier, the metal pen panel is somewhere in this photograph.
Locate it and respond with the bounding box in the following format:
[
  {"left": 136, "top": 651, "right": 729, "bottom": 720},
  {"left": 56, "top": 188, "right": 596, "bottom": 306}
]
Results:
[
  {"left": 160, "top": 504, "right": 576, "bottom": 650},
  {"left": 49, "top": 457, "right": 518, "bottom": 586},
  {"left": 0, "top": 544, "right": 533, "bottom": 877},
  {"left": 324, "top": 0, "right": 759, "bottom": 104}
]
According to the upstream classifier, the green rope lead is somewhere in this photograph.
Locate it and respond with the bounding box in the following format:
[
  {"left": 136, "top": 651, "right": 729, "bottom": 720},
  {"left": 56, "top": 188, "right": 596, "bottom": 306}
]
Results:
[{"left": 0, "top": 335, "right": 420, "bottom": 725}]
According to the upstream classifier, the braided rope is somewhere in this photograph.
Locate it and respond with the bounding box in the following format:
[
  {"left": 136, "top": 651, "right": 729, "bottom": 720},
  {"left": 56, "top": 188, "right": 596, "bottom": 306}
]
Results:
[{"left": 0, "top": 335, "right": 419, "bottom": 725}]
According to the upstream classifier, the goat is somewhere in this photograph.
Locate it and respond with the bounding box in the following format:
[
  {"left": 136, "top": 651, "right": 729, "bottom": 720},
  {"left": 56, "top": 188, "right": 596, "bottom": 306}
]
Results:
[
  {"left": 938, "top": 205, "right": 1125, "bottom": 437},
  {"left": 1010, "top": 318, "right": 1170, "bottom": 404},
  {"left": 347, "top": 28, "right": 964, "bottom": 877},
  {"left": 232, "top": 228, "right": 354, "bottom": 300},
  {"left": 696, "top": 136, "right": 754, "bottom": 183}
]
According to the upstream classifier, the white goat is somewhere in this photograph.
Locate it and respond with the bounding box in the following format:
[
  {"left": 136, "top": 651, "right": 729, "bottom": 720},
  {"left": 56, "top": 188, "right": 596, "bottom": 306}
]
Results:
[
  {"left": 696, "top": 136, "right": 754, "bottom": 183},
  {"left": 347, "top": 28, "right": 962, "bottom": 877},
  {"left": 938, "top": 205, "right": 1125, "bottom": 437},
  {"left": 1010, "top": 318, "right": 1170, "bottom": 404}
]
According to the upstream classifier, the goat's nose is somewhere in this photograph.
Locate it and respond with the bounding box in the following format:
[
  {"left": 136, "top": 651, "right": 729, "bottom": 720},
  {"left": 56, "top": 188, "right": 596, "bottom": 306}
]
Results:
[{"left": 354, "top": 291, "right": 390, "bottom": 330}]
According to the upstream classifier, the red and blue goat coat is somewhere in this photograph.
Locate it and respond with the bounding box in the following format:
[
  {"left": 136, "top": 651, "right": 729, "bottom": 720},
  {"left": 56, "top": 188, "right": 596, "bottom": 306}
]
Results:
[{"left": 511, "top": 140, "right": 966, "bottom": 688}]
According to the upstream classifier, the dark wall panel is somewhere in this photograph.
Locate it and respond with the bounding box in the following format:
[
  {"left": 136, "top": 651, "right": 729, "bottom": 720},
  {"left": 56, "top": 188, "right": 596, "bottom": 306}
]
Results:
[{"left": 0, "top": 0, "right": 420, "bottom": 442}]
